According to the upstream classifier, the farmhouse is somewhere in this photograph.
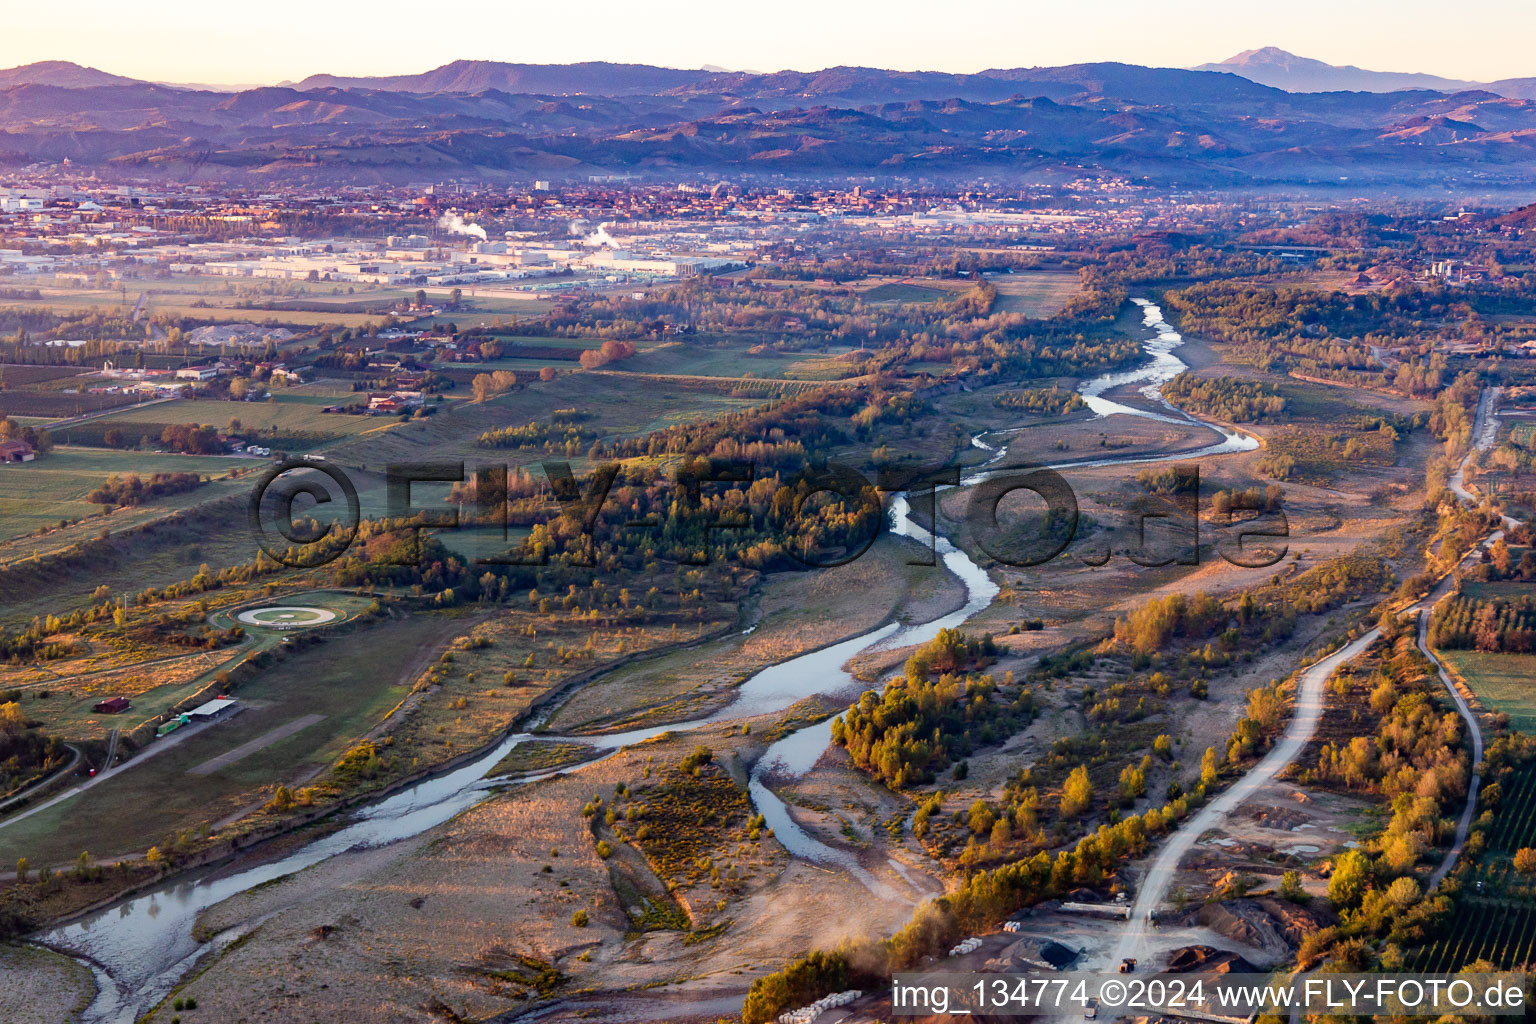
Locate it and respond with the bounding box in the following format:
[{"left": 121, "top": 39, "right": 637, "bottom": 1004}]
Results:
[{"left": 0, "top": 440, "right": 35, "bottom": 463}]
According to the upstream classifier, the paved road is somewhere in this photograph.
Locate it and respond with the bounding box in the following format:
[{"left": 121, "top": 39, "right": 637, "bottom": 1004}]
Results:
[
  {"left": 0, "top": 719, "right": 216, "bottom": 833},
  {"left": 0, "top": 744, "right": 81, "bottom": 816}
]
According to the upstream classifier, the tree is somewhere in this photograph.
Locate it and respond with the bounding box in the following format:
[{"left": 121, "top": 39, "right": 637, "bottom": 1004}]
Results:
[
  {"left": 1515, "top": 848, "right": 1536, "bottom": 874},
  {"left": 414, "top": 289, "right": 427, "bottom": 308},
  {"left": 1061, "top": 765, "right": 1094, "bottom": 818},
  {"left": 1492, "top": 539, "right": 1513, "bottom": 576},
  {"left": 1328, "top": 849, "right": 1372, "bottom": 909},
  {"left": 1280, "top": 869, "right": 1305, "bottom": 903},
  {"left": 1385, "top": 876, "right": 1420, "bottom": 908},
  {"left": 968, "top": 799, "right": 996, "bottom": 835},
  {"left": 14, "top": 857, "right": 26, "bottom": 882},
  {"left": 0, "top": 701, "right": 24, "bottom": 735},
  {"left": 1118, "top": 764, "right": 1146, "bottom": 802},
  {"left": 1200, "top": 747, "right": 1221, "bottom": 789}
]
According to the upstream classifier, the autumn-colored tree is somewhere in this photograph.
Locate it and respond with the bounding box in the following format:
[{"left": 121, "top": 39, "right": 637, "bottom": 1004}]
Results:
[
  {"left": 1328, "top": 849, "right": 1373, "bottom": 909},
  {"left": 1061, "top": 765, "right": 1094, "bottom": 818}
]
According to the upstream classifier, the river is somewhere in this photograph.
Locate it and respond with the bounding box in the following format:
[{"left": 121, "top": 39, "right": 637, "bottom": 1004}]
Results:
[{"left": 38, "top": 297, "right": 1237, "bottom": 1023}]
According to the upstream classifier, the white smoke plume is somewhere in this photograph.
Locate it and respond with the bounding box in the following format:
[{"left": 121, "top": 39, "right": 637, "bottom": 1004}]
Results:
[
  {"left": 437, "top": 211, "right": 487, "bottom": 241},
  {"left": 586, "top": 222, "right": 619, "bottom": 248}
]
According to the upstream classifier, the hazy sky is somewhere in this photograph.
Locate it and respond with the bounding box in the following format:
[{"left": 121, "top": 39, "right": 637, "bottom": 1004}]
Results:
[{"left": 7, "top": 0, "right": 1535, "bottom": 85}]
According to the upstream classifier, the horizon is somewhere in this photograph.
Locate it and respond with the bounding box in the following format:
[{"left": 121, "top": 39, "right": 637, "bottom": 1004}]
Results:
[{"left": 5, "top": 0, "right": 1536, "bottom": 87}]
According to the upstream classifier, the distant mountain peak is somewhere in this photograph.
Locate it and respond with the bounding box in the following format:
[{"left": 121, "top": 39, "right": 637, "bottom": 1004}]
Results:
[
  {"left": 1225, "top": 46, "right": 1309, "bottom": 64},
  {"left": 1196, "top": 47, "right": 1480, "bottom": 94}
]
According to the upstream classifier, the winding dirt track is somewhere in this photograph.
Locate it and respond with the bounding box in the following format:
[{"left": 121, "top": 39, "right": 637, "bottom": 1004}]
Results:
[{"left": 1111, "top": 387, "right": 1505, "bottom": 974}]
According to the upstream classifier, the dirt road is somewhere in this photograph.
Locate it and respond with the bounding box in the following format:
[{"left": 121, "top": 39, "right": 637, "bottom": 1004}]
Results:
[
  {"left": 1110, "top": 387, "right": 1507, "bottom": 971},
  {"left": 1106, "top": 627, "right": 1380, "bottom": 968}
]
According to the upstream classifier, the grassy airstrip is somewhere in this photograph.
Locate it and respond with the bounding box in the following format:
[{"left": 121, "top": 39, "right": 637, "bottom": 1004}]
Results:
[{"left": 0, "top": 601, "right": 451, "bottom": 866}]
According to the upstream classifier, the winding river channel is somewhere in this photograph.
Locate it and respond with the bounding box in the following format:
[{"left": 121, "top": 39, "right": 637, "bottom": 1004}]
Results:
[{"left": 39, "top": 298, "right": 1247, "bottom": 1023}]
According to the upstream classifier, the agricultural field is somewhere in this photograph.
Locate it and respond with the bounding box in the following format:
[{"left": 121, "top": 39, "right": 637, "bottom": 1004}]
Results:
[
  {"left": 1411, "top": 765, "right": 1536, "bottom": 969},
  {"left": 858, "top": 281, "right": 950, "bottom": 303},
  {"left": 52, "top": 393, "right": 395, "bottom": 452},
  {"left": 612, "top": 341, "right": 862, "bottom": 381},
  {"left": 0, "top": 389, "right": 142, "bottom": 420},
  {"left": 986, "top": 270, "right": 1083, "bottom": 317},
  {"left": 1487, "top": 764, "right": 1536, "bottom": 858},
  {"left": 1436, "top": 649, "right": 1536, "bottom": 731},
  {"left": 323, "top": 369, "right": 759, "bottom": 466},
  {"left": 5, "top": 274, "right": 549, "bottom": 330},
  {"left": 0, "top": 447, "right": 262, "bottom": 540},
  {"left": 0, "top": 364, "right": 90, "bottom": 388},
  {"left": 1409, "top": 902, "right": 1536, "bottom": 970},
  {"left": 0, "top": 287, "right": 387, "bottom": 329}
]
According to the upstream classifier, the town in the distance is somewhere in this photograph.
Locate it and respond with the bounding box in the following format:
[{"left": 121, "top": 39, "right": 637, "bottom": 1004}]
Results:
[{"left": 2, "top": 38, "right": 1536, "bottom": 1024}]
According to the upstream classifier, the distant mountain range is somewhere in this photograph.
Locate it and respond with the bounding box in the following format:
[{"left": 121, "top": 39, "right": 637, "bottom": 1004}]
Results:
[
  {"left": 1195, "top": 47, "right": 1536, "bottom": 98},
  {"left": 4, "top": 54, "right": 1536, "bottom": 186}
]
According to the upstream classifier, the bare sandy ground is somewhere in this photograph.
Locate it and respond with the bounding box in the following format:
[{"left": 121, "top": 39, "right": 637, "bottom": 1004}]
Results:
[
  {"left": 0, "top": 942, "right": 95, "bottom": 1024},
  {"left": 172, "top": 730, "right": 922, "bottom": 1023}
]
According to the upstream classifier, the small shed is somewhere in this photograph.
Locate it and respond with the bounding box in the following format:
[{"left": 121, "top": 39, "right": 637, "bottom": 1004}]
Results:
[
  {"left": 92, "top": 696, "right": 131, "bottom": 714},
  {"left": 0, "top": 440, "right": 35, "bottom": 463},
  {"left": 186, "top": 697, "right": 238, "bottom": 721}
]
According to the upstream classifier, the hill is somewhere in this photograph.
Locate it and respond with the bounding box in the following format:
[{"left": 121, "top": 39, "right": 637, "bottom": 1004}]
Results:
[
  {"left": 290, "top": 59, "right": 705, "bottom": 95},
  {"left": 0, "top": 60, "right": 143, "bottom": 90},
  {"left": 3, "top": 59, "right": 1536, "bottom": 186}
]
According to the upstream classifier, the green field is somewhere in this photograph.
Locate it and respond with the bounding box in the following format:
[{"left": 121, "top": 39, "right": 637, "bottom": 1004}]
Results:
[
  {"left": 1458, "top": 575, "right": 1534, "bottom": 601},
  {"left": 1437, "top": 648, "right": 1536, "bottom": 730},
  {"left": 988, "top": 271, "right": 1082, "bottom": 317},
  {"left": 860, "top": 282, "right": 948, "bottom": 303},
  {"left": 0, "top": 447, "right": 263, "bottom": 540}
]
